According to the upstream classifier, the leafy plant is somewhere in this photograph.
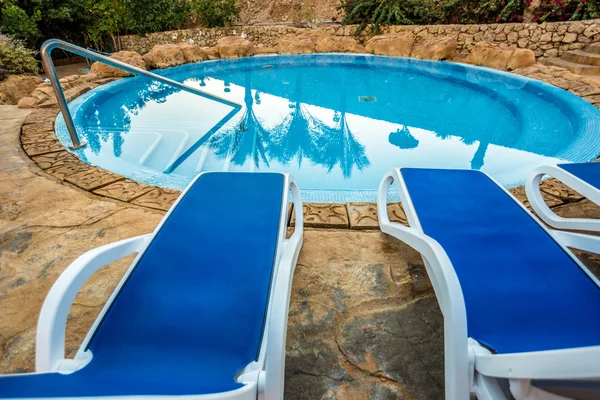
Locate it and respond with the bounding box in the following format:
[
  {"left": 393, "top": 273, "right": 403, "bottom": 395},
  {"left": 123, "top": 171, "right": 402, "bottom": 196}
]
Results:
[
  {"left": 0, "top": 34, "right": 39, "bottom": 77},
  {"left": 341, "top": 0, "right": 531, "bottom": 33},
  {"left": 341, "top": 0, "right": 436, "bottom": 33},
  {"left": 190, "top": 0, "right": 239, "bottom": 28},
  {"left": 85, "top": 0, "right": 124, "bottom": 50},
  {"left": 122, "top": 0, "right": 190, "bottom": 35},
  {"left": 0, "top": 2, "right": 42, "bottom": 45},
  {"left": 529, "top": 0, "right": 599, "bottom": 22}
]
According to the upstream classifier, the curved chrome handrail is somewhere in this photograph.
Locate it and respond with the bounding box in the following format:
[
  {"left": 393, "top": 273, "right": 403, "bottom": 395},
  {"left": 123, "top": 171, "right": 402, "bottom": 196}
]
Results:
[{"left": 41, "top": 39, "right": 242, "bottom": 150}]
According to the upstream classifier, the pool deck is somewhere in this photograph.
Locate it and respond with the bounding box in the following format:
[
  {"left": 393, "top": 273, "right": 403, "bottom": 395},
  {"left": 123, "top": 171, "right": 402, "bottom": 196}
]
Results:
[{"left": 2, "top": 92, "right": 600, "bottom": 400}]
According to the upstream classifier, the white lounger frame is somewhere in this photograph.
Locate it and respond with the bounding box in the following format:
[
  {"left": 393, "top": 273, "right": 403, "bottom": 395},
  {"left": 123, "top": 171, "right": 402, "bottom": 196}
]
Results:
[
  {"left": 378, "top": 168, "right": 600, "bottom": 400},
  {"left": 526, "top": 165, "right": 600, "bottom": 232},
  {"left": 19, "top": 172, "right": 303, "bottom": 400}
]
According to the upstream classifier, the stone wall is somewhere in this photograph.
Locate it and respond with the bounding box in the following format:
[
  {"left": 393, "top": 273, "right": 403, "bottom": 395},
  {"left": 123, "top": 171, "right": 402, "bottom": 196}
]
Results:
[{"left": 119, "top": 19, "right": 600, "bottom": 60}]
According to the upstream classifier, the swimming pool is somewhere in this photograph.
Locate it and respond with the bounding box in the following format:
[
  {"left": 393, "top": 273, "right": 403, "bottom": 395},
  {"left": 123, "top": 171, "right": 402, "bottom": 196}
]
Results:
[{"left": 56, "top": 54, "right": 600, "bottom": 202}]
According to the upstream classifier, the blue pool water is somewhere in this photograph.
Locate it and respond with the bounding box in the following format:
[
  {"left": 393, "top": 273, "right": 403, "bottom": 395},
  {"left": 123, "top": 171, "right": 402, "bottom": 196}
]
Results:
[{"left": 56, "top": 54, "right": 600, "bottom": 202}]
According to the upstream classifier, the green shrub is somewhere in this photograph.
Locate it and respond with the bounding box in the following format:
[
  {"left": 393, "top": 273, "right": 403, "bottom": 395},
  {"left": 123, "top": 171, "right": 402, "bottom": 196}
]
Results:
[
  {"left": 530, "top": 0, "right": 599, "bottom": 22},
  {"left": 0, "top": 34, "right": 39, "bottom": 77},
  {"left": 190, "top": 0, "right": 239, "bottom": 28},
  {"left": 340, "top": 0, "right": 435, "bottom": 33},
  {"left": 122, "top": 0, "right": 190, "bottom": 35},
  {"left": 0, "top": 2, "right": 42, "bottom": 45}
]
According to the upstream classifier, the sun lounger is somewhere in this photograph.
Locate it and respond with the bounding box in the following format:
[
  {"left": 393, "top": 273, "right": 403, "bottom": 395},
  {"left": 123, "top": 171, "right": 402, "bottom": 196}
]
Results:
[
  {"left": 0, "top": 171, "right": 303, "bottom": 400},
  {"left": 377, "top": 167, "right": 600, "bottom": 400}
]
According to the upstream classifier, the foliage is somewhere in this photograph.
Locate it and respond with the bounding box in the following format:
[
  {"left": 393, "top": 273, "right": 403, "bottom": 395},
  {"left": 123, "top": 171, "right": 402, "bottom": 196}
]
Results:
[
  {"left": 340, "top": 0, "right": 436, "bottom": 33},
  {"left": 340, "top": 0, "right": 598, "bottom": 33},
  {"left": 529, "top": 0, "right": 600, "bottom": 22},
  {"left": 0, "top": 1, "right": 41, "bottom": 45},
  {"left": 190, "top": 0, "right": 239, "bottom": 28},
  {"left": 85, "top": 0, "right": 124, "bottom": 49},
  {"left": 0, "top": 34, "right": 39, "bottom": 77},
  {"left": 437, "top": 0, "right": 526, "bottom": 24},
  {"left": 121, "top": 0, "right": 190, "bottom": 35}
]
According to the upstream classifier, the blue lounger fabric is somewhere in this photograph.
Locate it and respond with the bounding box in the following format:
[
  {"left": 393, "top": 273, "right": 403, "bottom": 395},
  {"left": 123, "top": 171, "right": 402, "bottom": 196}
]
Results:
[
  {"left": 558, "top": 162, "right": 600, "bottom": 191},
  {"left": 401, "top": 168, "right": 600, "bottom": 355},
  {"left": 0, "top": 172, "right": 284, "bottom": 397}
]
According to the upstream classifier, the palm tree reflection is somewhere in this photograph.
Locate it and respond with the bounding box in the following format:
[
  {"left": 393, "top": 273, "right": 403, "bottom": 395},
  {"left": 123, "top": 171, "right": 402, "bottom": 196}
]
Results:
[
  {"left": 315, "top": 109, "right": 370, "bottom": 178},
  {"left": 388, "top": 126, "right": 419, "bottom": 150},
  {"left": 271, "top": 71, "right": 370, "bottom": 178},
  {"left": 208, "top": 72, "right": 271, "bottom": 168},
  {"left": 470, "top": 141, "right": 489, "bottom": 170}
]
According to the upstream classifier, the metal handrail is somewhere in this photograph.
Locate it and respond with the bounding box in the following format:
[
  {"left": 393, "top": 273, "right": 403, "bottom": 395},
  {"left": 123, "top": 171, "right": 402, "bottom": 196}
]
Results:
[{"left": 41, "top": 39, "right": 242, "bottom": 150}]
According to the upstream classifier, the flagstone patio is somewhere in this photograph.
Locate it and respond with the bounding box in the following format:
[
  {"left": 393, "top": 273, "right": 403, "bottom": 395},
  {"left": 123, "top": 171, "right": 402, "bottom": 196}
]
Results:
[{"left": 2, "top": 104, "right": 600, "bottom": 399}]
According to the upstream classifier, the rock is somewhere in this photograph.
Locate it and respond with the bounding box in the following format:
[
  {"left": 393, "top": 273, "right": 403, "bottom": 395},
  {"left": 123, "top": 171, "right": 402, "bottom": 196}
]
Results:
[
  {"left": 17, "top": 97, "right": 40, "bottom": 109},
  {"left": 315, "top": 36, "right": 360, "bottom": 53},
  {"left": 562, "top": 32, "right": 578, "bottom": 43},
  {"left": 200, "top": 47, "right": 220, "bottom": 60},
  {"left": 276, "top": 34, "right": 316, "bottom": 54},
  {"left": 366, "top": 33, "right": 414, "bottom": 57},
  {"left": 410, "top": 37, "right": 457, "bottom": 60},
  {"left": 90, "top": 51, "right": 147, "bottom": 78},
  {"left": 177, "top": 44, "right": 207, "bottom": 63},
  {"left": 254, "top": 46, "right": 277, "bottom": 55},
  {"left": 507, "top": 48, "right": 536, "bottom": 70},
  {"left": 142, "top": 44, "right": 185, "bottom": 69},
  {"left": 583, "top": 25, "right": 600, "bottom": 38},
  {"left": 465, "top": 42, "right": 514, "bottom": 70},
  {"left": 0, "top": 75, "right": 42, "bottom": 106},
  {"left": 216, "top": 36, "right": 253, "bottom": 59}
]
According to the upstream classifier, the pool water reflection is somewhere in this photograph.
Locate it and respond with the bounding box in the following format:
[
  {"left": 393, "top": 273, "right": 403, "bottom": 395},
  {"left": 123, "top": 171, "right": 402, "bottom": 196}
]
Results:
[{"left": 56, "top": 54, "right": 600, "bottom": 202}]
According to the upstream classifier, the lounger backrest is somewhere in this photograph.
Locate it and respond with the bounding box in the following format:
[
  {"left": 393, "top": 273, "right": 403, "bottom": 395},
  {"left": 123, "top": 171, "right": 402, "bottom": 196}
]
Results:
[
  {"left": 85, "top": 172, "right": 284, "bottom": 369},
  {"left": 400, "top": 168, "right": 600, "bottom": 354},
  {"left": 559, "top": 162, "right": 600, "bottom": 191}
]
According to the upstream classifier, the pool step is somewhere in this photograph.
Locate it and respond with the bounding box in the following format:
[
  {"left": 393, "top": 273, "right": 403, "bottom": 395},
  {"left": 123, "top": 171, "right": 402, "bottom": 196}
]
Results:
[
  {"left": 544, "top": 57, "right": 600, "bottom": 76},
  {"left": 561, "top": 50, "right": 600, "bottom": 67}
]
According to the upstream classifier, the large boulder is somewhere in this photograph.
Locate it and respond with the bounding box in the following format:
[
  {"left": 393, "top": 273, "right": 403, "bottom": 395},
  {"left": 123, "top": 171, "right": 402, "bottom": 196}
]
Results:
[
  {"left": 142, "top": 44, "right": 186, "bottom": 69},
  {"left": 466, "top": 42, "right": 536, "bottom": 71},
  {"left": 411, "top": 37, "right": 457, "bottom": 61},
  {"left": 0, "top": 75, "right": 42, "bottom": 105},
  {"left": 90, "top": 51, "right": 147, "bottom": 77},
  {"left": 254, "top": 46, "right": 277, "bottom": 55},
  {"left": 315, "top": 36, "right": 360, "bottom": 53},
  {"left": 465, "top": 42, "right": 513, "bottom": 70},
  {"left": 277, "top": 34, "right": 316, "bottom": 54},
  {"left": 366, "top": 33, "right": 414, "bottom": 57},
  {"left": 200, "top": 47, "right": 220, "bottom": 60},
  {"left": 507, "top": 48, "right": 536, "bottom": 70},
  {"left": 177, "top": 44, "right": 207, "bottom": 63},
  {"left": 216, "top": 36, "right": 253, "bottom": 59}
]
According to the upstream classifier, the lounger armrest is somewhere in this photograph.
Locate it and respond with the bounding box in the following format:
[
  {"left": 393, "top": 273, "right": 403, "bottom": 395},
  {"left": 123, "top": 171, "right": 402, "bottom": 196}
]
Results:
[
  {"left": 377, "top": 169, "right": 471, "bottom": 400},
  {"left": 526, "top": 165, "right": 600, "bottom": 232},
  {"left": 261, "top": 177, "right": 303, "bottom": 400},
  {"left": 551, "top": 230, "right": 600, "bottom": 255},
  {"left": 36, "top": 234, "right": 153, "bottom": 373}
]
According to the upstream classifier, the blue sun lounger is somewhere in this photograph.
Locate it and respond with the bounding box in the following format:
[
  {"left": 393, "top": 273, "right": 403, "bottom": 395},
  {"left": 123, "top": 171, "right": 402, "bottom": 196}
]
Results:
[
  {"left": 0, "top": 172, "right": 303, "bottom": 400},
  {"left": 377, "top": 168, "right": 600, "bottom": 400},
  {"left": 526, "top": 162, "right": 600, "bottom": 232}
]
